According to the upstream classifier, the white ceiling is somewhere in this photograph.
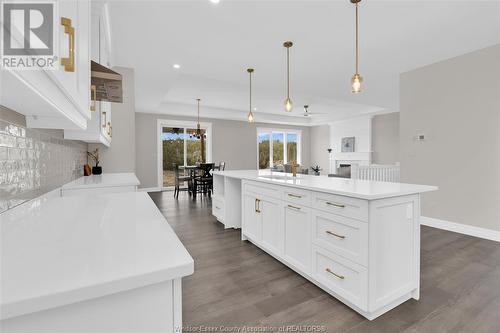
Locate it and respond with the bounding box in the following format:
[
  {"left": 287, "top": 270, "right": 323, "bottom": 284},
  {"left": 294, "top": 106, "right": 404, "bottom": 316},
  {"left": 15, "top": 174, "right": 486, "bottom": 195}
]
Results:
[{"left": 107, "top": 0, "right": 500, "bottom": 126}]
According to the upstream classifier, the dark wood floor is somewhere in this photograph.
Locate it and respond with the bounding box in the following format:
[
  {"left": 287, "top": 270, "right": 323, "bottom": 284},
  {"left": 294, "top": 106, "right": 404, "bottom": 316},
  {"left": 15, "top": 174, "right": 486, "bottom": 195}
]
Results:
[{"left": 149, "top": 191, "right": 500, "bottom": 333}]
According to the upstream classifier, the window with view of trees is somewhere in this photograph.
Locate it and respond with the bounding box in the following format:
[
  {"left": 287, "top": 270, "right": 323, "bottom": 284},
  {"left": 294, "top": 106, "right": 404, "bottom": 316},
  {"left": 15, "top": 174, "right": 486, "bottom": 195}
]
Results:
[
  {"left": 258, "top": 129, "right": 301, "bottom": 169},
  {"left": 162, "top": 126, "right": 209, "bottom": 187}
]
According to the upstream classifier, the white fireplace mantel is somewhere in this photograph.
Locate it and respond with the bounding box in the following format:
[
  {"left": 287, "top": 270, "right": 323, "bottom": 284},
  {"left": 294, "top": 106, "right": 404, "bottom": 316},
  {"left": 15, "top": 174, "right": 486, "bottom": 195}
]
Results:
[{"left": 330, "top": 152, "right": 372, "bottom": 173}]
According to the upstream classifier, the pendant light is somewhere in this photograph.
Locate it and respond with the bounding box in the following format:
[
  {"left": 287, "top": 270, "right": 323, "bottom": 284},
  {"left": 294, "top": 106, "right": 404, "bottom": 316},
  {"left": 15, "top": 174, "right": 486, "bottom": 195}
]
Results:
[
  {"left": 283, "top": 41, "right": 293, "bottom": 112},
  {"left": 247, "top": 68, "right": 255, "bottom": 122},
  {"left": 351, "top": 0, "right": 363, "bottom": 93},
  {"left": 196, "top": 98, "right": 201, "bottom": 138}
]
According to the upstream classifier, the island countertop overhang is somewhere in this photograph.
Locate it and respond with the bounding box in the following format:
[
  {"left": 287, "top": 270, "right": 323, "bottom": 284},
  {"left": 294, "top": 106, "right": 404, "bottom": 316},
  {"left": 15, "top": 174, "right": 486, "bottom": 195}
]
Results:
[{"left": 212, "top": 170, "right": 437, "bottom": 200}]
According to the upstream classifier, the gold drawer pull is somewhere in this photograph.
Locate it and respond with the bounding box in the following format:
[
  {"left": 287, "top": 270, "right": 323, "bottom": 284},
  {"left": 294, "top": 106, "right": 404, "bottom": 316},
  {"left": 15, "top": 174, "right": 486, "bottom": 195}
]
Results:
[
  {"left": 215, "top": 206, "right": 221, "bottom": 210},
  {"left": 288, "top": 193, "right": 302, "bottom": 198},
  {"left": 326, "top": 230, "right": 346, "bottom": 239},
  {"left": 326, "top": 202, "right": 345, "bottom": 208},
  {"left": 287, "top": 204, "right": 301, "bottom": 210},
  {"left": 107, "top": 122, "right": 112, "bottom": 137},
  {"left": 60, "top": 17, "right": 75, "bottom": 72},
  {"left": 325, "top": 268, "right": 345, "bottom": 280},
  {"left": 90, "top": 85, "right": 97, "bottom": 111}
]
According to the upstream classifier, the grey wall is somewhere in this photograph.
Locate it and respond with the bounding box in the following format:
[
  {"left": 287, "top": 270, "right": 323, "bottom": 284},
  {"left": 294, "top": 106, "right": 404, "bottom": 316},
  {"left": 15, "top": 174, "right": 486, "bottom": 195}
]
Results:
[
  {"left": 135, "top": 112, "right": 311, "bottom": 188},
  {"left": 89, "top": 67, "right": 136, "bottom": 173},
  {"left": 0, "top": 106, "right": 87, "bottom": 213},
  {"left": 400, "top": 44, "right": 500, "bottom": 232},
  {"left": 372, "top": 113, "right": 400, "bottom": 164},
  {"left": 310, "top": 125, "right": 330, "bottom": 175}
]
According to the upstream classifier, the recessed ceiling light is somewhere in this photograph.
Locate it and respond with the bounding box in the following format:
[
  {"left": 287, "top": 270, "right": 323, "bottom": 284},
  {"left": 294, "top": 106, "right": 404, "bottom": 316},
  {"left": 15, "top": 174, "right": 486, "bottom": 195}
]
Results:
[
  {"left": 253, "top": 107, "right": 258, "bottom": 111},
  {"left": 210, "top": 0, "right": 220, "bottom": 4},
  {"left": 173, "top": 64, "right": 181, "bottom": 69}
]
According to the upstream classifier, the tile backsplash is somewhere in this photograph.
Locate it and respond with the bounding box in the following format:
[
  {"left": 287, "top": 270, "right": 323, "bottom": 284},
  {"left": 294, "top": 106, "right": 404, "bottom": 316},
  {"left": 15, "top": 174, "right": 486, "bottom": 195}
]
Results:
[{"left": 0, "top": 116, "right": 87, "bottom": 213}]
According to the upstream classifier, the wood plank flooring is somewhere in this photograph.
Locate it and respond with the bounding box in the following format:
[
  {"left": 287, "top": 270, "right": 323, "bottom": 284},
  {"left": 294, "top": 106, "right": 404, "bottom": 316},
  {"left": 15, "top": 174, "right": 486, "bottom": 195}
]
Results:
[{"left": 149, "top": 191, "right": 500, "bottom": 333}]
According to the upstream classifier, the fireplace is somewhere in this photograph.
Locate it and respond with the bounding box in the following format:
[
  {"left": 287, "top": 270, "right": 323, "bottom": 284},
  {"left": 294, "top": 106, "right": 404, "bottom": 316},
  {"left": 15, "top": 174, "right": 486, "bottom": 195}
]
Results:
[{"left": 338, "top": 164, "right": 351, "bottom": 178}]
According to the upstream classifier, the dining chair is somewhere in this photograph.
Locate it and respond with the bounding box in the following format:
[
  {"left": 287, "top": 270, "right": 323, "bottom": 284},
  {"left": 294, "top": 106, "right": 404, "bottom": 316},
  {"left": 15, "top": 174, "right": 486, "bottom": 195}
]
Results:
[
  {"left": 173, "top": 163, "right": 191, "bottom": 198},
  {"left": 193, "top": 163, "right": 215, "bottom": 199}
]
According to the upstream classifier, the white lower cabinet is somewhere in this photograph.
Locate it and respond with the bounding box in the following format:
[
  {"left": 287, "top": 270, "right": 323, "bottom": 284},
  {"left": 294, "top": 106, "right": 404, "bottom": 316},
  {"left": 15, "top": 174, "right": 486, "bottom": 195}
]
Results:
[
  {"left": 312, "top": 245, "right": 368, "bottom": 310},
  {"left": 261, "top": 197, "right": 283, "bottom": 256},
  {"left": 241, "top": 180, "right": 421, "bottom": 320},
  {"left": 243, "top": 192, "right": 262, "bottom": 242},
  {"left": 283, "top": 204, "right": 311, "bottom": 274}
]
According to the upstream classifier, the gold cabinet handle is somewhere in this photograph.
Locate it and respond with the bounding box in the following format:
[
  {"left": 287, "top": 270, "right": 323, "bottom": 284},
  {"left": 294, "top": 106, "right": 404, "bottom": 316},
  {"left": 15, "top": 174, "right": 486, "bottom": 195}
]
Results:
[
  {"left": 288, "top": 193, "right": 302, "bottom": 198},
  {"left": 215, "top": 206, "right": 221, "bottom": 210},
  {"left": 101, "top": 111, "right": 107, "bottom": 128},
  {"left": 287, "top": 204, "right": 301, "bottom": 210},
  {"left": 326, "top": 230, "right": 346, "bottom": 239},
  {"left": 107, "top": 122, "right": 112, "bottom": 137},
  {"left": 60, "top": 17, "right": 75, "bottom": 72},
  {"left": 325, "top": 268, "right": 345, "bottom": 280},
  {"left": 255, "top": 198, "right": 261, "bottom": 213},
  {"left": 90, "top": 85, "right": 97, "bottom": 111},
  {"left": 326, "top": 202, "right": 345, "bottom": 208}
]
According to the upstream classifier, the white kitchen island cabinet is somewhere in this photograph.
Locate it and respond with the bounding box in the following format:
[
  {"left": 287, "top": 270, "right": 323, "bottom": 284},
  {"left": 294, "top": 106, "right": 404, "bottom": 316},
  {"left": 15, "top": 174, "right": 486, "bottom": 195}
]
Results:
[
  {"left": 0, "top": 192, "right": 193, "bottom": 333},
  {"left": 213, "top": 170, "right": 437, "bottom": 320}
]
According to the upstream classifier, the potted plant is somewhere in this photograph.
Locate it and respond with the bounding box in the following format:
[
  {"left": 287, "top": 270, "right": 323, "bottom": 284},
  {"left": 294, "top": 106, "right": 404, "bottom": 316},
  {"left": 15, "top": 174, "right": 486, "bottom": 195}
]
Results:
[{"left": 87, "top": 148, "right": 102, "bottom": 175}]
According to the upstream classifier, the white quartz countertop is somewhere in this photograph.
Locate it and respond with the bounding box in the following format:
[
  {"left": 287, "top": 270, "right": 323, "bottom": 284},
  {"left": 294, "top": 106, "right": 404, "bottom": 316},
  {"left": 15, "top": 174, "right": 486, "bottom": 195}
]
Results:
[
  {"left": 61, "top": 173, "right": 140, "bottom": 190},
  {"left": 0, "top": 192, "right": 193, "bottom": 320},
  {"left": 213, "top": 170, "right": 437, "bottom": 200}
]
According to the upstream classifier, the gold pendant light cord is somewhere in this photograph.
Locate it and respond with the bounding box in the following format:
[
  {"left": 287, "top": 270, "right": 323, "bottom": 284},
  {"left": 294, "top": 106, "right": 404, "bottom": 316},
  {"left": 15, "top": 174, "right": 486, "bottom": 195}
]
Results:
[
  {"left": 250, "top": 71, "right": 252, "bottom": 112},
  {"left": 197, "top": 99, "right": 200, "bottom": 124},
  {"left": 287, "top": 46, "right": 290, "bottom": 99},
  {"left": 355, "top": 2, "right": 359, "bottom": 75}
]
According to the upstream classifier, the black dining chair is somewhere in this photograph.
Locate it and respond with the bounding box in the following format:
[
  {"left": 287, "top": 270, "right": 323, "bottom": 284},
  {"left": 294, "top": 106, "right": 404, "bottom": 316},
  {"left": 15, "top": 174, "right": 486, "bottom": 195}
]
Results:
[
  {"left": 193, "top": 163, "right": 215, "bottom": 199},
  {"left": 173, "top": 163, "right": 191, "bottom": 198}
]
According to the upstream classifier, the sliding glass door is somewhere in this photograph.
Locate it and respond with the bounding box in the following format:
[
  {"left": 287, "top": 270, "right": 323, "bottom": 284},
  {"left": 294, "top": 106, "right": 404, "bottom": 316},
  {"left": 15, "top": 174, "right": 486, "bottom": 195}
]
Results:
[{"left": 161, "top": 122, "right": 211, "bottom": 187}]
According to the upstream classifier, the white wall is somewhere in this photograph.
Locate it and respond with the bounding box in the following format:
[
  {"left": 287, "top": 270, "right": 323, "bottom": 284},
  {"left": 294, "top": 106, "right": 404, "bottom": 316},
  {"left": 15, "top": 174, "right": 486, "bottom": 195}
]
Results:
[
  {"left": 400, "top": 44, "right": 500, "bottom": 232},
  {"left": 310, "top": 125, "right": 330, "bottom": 175},
  {"left": 89, "top": 67, "right": 136, "bottom": 173},
  {"left": 372, "top": 112, "right": 400, "bottom": 164},
  {"left": 329, "top": 117, "right": 372, "bottom": 153}
]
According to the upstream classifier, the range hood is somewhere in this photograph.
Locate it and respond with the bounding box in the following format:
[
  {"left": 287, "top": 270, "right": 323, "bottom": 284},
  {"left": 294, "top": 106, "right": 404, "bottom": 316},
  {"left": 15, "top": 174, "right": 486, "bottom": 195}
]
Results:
[{"left": 91, "top": 61, "right": 123, "bottom": 103}]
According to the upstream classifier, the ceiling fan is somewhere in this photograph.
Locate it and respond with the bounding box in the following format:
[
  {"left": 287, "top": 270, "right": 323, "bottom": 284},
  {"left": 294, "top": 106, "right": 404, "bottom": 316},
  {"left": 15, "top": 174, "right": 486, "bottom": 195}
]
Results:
[{"left": 302, "top": 105, "right": 326, "bottom": 117}]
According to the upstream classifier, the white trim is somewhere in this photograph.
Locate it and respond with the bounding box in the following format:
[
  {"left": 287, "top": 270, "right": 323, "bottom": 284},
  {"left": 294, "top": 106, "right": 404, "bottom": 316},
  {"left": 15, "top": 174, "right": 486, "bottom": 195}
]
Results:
[
  {"left": 156, "top": 119, "right": 213, "bottom": 188},
  {"left": 137, "top": 187, "right": 162, "bottom": 193},
  {"left": 421, "top": 216, "right": 500, "bottom": 243}
]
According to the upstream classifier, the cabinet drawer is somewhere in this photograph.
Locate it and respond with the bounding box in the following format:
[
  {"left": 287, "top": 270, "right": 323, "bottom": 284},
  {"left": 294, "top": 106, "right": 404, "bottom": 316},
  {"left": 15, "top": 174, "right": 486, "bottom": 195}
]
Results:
[
  {"left": 283, "top": 187, "right": 311, "bottom": 207},
  {"left": 212, "top": 197, "right": 225, "bottom": 221},
  {"left": 312, "top": 245, "right": 368, "bottom": 310},
  {"left": 312, "top": 211, "right": 368, "bottom": 266},
  {"left": 312, "top": 192, "right": 368, "bottom": 222},
  {"left": 243, "top": 181, "right": 283, "bottom": 200}
]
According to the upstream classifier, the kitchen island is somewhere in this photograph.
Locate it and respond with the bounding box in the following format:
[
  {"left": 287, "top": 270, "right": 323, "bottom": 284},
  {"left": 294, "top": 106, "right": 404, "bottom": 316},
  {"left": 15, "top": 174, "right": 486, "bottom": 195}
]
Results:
[
  {"left": 0, "top": 191, "right": 193, "bottom": 333},
  {"left": 212, "top": 170, "right": 437, "bottom": 320}
]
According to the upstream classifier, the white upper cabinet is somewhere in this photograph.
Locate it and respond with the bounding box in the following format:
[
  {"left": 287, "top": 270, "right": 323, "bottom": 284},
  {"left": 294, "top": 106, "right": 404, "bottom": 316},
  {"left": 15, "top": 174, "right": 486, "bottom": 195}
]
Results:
[
  {"left": 0, "top": 0, "right": 91, "bottom": 130},
  {"left": 64, "top": 1, "right": 112, "bottom": 146}
]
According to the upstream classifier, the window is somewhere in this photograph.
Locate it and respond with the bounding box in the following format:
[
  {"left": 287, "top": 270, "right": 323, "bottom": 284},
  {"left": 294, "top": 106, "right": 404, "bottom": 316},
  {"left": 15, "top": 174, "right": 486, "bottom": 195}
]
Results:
[
  {"left": 159, "top": 120, "right": 212, "bottom": 188},
  {"left": 257, "top": 128, "right": 301, "bottom": 169}
]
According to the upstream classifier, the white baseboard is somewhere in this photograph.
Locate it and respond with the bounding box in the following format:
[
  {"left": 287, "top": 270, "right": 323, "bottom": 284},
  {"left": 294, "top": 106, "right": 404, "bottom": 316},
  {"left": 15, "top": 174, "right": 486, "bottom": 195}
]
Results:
[
  {"left": 138, "top": 187, "right": 162, "bottom": 193},
  {"left": 421, "top": 216, "right": 500, "bottom": 242}
]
